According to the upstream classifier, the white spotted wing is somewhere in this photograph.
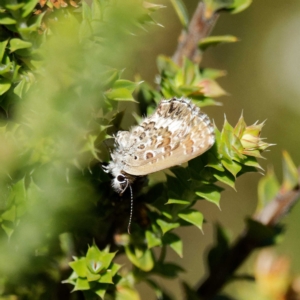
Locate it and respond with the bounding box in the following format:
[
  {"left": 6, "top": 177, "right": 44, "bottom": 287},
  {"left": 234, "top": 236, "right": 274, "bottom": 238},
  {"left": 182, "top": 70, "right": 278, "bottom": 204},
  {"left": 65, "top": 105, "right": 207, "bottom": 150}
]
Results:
[{"left": 113, "top": 97, "right": 215, "bottom": 176}]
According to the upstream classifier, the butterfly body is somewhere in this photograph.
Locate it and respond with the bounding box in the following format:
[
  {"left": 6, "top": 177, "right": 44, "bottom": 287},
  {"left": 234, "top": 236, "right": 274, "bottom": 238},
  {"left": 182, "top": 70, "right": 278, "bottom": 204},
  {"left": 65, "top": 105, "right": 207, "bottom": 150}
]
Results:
[{"left": 105, "top": 97, "right": 215, "bottom": 194}]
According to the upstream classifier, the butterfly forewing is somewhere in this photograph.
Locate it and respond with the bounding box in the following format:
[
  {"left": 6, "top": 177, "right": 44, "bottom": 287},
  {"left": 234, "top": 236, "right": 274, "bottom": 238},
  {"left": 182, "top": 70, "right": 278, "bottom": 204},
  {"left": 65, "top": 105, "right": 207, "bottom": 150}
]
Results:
[{"left": 118, "top": 98, "right": 215, "bottom": 176}]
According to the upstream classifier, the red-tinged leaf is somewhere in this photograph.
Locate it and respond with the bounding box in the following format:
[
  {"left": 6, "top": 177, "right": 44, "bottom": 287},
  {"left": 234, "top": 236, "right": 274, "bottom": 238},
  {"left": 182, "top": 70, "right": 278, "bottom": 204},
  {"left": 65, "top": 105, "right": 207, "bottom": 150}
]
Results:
[{"left": 198, "top": 79, "right": 227, "bottom": 98}]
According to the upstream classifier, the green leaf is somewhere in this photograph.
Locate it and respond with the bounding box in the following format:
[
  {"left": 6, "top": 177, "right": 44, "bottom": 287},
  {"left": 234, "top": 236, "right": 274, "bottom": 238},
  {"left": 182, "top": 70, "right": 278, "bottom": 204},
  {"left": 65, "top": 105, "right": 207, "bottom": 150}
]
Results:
[
  {"left": 1, "top": 205, "right": 16, "bottom": 222},
  {"left": 73, "top": 277, "right": 90, "bottom": 291},
  {"left": 19, "top": 13, "right": 45, "bottom": 33},
  {"left": 178, "top": 209, "right": 203, "bottom": 231},
  {"left": 231, "top": 0, "right": 252, "bottom": 13},
  {"left": 199, "top": 35, "right": 238, "bottom": 51},
  {"left": 195, "top": 185, "right": 223, "bottom": 207},
  {"left": 162, "top": 232, "right": 183, "bottom": 257},
  {"left": 0, "top": 63, "right": 10, "bottom": 74},
  {"left": 125, "top": 246, "right": 154, "bottom": 271},
  {"left": 110, "top": 263, "right": 121, "bottom": 277},
  {"left": 9, "top": 39, "right": 32, "bottom": 52},
  {"left": 99, "top": 67, "right": 121, "bottom": 90},
  {"left": 86, "top": 245, "right": 116, "bottom": 274},
  {"left": 98, "top": 270, "right": 113, "bottom": 284},
  {"left": 113, "top": 80, "right": 140, "bottom": 94},
  {"left": 146, "top": 230, "right": 162, "bottom": 248},
  {"left": 115, "top": 285, "right": 140, "bottom": 300},
  {"left": 69, "top": 258, "right": 87, "bottom": 277},
  {"left": 203, "top": 0, "right": 234, "bottom": 16},
  {"left": 202, "top": 68, "right": 227, "bottom": 80},
  {"left": 257, "top": 167, "right": 280, "bottom": 213},
  {"left": 105, "top": 79, "right": 141, "bottom": 102},
  {"left": 1, "top": 223, "right": 14, "bottom": 238},
  {"left": 82, "top": 0, "right": 92, "bottom": 21},
  {"left": 21, "top": 0, "right": 39, "bottom": 17},
  {"left": 282, "top": 151, "right": 298, "bottom": 192},
  {"left": 157, "top": 219, "right": 180, "bottom": 235},
  {"left": 166, "top": 198, "right": 190, "bottom": 205},
  {"left": 0, "top": 14, "right": 17, "bottom": 25},
  {"left": 5, "top": 3, "right": 24, "bottom": 10},
  {"left": 0, "top": 40, "right": 8, "bottom": 61},
  {"left": 233, "top": 113, "right": 247, "bottom": 139},
  {"left": 0, "top": 79, "right": 11, "bottom": 95},
  {"left": 220, "top": 117, "right": 243, "bottom": 161},
  {"left": 105, "top": 88, "right": 137, "bottom": 102},
  {"left": 93, "top": 283, "right": 108, "bottom": 299},
  {"left": 206, "top": 152, "right": 225, "bottom": 171},
  {"left": 86, "top": 270, "right": 100, "bottom": 282},
  {"left": 221, "top": 159, "right": 242, "bottom": 177},
  {"left": 170, "top": 0, "right": 189, "bottom": 29},
  {"left": 14, "top": 78, "right": 26, "bottom": 98},
  {"left": 243, "top": 155, "right": 262, "bottom": 170},
  {"left": 91, "top": 0, "right": 103, "bottom": 20},
  {"left": 213, "top": 169, "right": 235, "bottom": 190}
]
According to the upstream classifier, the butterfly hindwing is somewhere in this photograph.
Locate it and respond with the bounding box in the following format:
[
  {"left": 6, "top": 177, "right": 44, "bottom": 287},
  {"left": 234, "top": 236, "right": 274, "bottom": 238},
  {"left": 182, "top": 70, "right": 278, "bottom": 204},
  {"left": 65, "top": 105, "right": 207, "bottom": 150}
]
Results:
[{"left": 117, "top": 98, "right": 215, "bottom": 176}]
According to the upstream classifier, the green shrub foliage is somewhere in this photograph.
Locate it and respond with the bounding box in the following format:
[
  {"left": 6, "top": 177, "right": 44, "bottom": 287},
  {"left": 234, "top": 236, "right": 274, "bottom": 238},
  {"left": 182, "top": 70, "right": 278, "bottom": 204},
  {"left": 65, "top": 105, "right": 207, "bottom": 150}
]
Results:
[{"left": 0, "top": 0, "right": 281, "bottom": 299}]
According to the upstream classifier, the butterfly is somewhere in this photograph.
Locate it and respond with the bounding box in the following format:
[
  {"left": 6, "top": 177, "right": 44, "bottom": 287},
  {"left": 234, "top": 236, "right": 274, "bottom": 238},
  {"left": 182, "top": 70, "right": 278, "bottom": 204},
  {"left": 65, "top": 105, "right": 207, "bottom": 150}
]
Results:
[{"left": 103, "top": 97, "right": 215, "bottom": 233}]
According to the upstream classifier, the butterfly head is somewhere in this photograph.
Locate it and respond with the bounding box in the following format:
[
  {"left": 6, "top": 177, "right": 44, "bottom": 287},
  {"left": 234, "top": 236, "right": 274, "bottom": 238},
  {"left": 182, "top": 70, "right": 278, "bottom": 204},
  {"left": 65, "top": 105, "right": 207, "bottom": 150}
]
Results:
[
  {"left": 112, "top": 173, "right": 129, "bottom": 195},
  {"left": 103, "top": 161, "right": 135, "bottom": 195},
  {"left": 103, "top": 162, "right": 135, "bottom": 234}
]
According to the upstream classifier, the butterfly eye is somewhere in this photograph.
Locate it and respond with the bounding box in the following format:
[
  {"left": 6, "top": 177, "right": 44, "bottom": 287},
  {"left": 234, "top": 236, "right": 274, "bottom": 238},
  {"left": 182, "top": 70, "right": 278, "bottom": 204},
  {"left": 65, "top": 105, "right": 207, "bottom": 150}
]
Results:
[{"left": 117, "top": 175, "right": 126, "bottom": 182}]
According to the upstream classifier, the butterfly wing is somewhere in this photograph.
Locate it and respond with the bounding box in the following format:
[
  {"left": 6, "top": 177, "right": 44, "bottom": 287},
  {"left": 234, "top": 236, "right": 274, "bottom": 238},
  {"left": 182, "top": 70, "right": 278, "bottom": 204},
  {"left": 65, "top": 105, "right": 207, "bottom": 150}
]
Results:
[{"left": 119, "top": 98, "right": 215, "bottom": 176}]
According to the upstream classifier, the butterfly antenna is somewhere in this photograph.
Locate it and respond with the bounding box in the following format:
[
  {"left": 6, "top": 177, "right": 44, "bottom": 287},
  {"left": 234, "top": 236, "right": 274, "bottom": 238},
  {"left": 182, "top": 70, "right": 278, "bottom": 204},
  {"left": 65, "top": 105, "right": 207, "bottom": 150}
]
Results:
[{"left": 127, "top": 184, "right": 133, "bottom": 235}]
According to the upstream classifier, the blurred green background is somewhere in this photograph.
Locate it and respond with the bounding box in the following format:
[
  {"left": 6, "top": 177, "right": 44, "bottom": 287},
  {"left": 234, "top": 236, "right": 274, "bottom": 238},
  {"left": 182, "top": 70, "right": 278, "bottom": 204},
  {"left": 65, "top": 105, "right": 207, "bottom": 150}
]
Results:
[
  {"left": 1, "top": 0, "right": 299, "bottom": 299},
  {"left": 120, "top": 0, "right": 300, "bottom": 298}
]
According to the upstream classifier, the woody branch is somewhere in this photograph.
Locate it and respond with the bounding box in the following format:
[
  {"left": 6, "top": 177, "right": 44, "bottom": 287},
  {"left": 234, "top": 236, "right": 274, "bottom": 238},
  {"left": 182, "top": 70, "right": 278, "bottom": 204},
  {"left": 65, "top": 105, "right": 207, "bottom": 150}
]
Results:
[{"left": 172, "top": 2, "right": 219, "bottom": 66}]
